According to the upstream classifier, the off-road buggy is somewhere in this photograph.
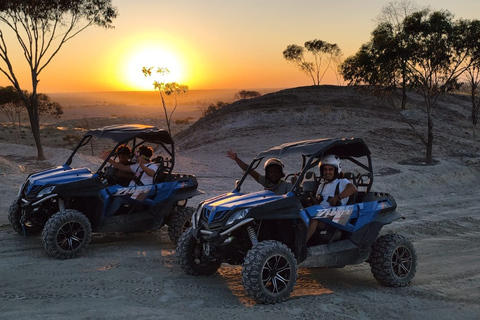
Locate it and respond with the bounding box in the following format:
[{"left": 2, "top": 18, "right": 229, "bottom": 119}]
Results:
[
  {"left": 9, "top": 124, "right": 203, "bottom": 259},
  {"left": 176, "top": 138, "right": 416, "bottom": 304}
]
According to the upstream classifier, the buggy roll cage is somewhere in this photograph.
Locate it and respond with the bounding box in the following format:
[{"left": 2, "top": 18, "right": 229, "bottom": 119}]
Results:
[
  {"left": 234, "top": 138, "right": 373, "bottom": 194},
  {"left": 65, "top": 124, "right": 175, "bottom": 174}
]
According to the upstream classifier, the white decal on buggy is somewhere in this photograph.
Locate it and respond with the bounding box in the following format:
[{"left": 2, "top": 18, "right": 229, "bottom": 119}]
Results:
[
  {"left": 113, "top": 185, "right": 152, "bottom": 200},
  {"left": 314, "top": 206, "right": 354, "bottom": 226}
]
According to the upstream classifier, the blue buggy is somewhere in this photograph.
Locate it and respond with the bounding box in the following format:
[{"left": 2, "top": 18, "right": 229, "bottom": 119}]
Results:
[
  {"left": 176, "top": 138, "right": 416, "bottom": 304},
  {"left": 9, "top": 124, "right": 203, "bottom": 259}
]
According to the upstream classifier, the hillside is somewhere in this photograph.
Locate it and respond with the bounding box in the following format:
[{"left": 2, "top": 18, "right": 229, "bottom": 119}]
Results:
[{"left": 175, "top": 86, "right": 476, "bottom": 163}]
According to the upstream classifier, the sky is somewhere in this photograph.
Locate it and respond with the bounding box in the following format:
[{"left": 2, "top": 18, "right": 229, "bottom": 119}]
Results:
[{"left": 1, "top": 0, "right": 480, "bottom": 93}]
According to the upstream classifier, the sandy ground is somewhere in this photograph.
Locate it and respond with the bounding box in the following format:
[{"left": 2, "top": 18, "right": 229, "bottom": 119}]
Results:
[{"left": 1, "top": 86, "right": 480, "bottom": 319}]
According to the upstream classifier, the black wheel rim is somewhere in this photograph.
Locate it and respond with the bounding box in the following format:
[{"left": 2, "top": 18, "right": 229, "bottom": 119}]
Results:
[
  {"left": 392, "top": 245, "right": 413, "bottom": 278},
  {"left": 56, "top": 221, "right": 85, "bottom": 251},
  {"left": 193, "top": 240, "right": 211, "bottom": 267},
  {"left": 262, "top": 254, "right": 292, "bottom": 294}
]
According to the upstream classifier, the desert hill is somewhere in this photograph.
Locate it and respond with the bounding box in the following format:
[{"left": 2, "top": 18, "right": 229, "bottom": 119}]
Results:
[{"left": 175, "top": 85, "right": 475, "bottom": 161}]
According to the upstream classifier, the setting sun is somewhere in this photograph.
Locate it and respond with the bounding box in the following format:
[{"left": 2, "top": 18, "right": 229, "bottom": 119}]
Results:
[{"left": 120, "top": 44, "right": 185, "bottom": 91}]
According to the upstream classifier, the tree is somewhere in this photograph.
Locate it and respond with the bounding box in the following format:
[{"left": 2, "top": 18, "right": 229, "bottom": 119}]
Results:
[
  {"left": 458, "top": 19, "right": 480, "bottom": 155},
  {"left": 0, "top": 86, "right": 63, "bottom": 143},
  {"left": 401, "top": 10, "right": 473, "bottom": 164},
  {"left": 374, "top": 0, "right": 424, "bottom": 26},
  {"left": 283, "top": 40, "right": 342, "bottom": 85},
  {"left": 373, "top": 1, "right": 427, "bottom": 109},
  {"left": 142, "top": 67, "right": 188, "bottom": 135},
  {"left": 341, "top": 27, "right": 402, "bottom": 93},
  {"left": 234, "top": 90, "right": 261, "bottom": 100},
  {"left": 0, "top": 0, "right": 117, "bottom": 160},
  {"left": 342, "top": 10, "right": 475, "bottom": 164}
]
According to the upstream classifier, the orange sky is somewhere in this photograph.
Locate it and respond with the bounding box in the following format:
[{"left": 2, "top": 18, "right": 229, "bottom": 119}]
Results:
[{"left": 1, "top": 0, "right": 479, "bottom": 93}]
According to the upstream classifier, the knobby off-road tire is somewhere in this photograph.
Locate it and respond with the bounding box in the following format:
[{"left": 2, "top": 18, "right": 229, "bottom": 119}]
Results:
[
  {"left": 176, "top": 227, "right": 221, "bottom": 276},
  {"left": 42, "top": 209, "right": 92, "bottom": 259},
  {"left": 168, "top": 206, "right": 195, "bottom": 245},
  {"left": 8, "top": 197, "right": 43, "bottom": 235},
  {"left": 369, "top": 234, "right": 417, "bottom": 287},
  {"left": 242, "top": 240, "right": 298, "bottom": 304}
]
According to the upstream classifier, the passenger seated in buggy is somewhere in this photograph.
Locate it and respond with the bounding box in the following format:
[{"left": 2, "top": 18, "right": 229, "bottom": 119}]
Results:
[
  {"left": 101, "top": 145, "right": 158, "bottom": 186},
  {"left": 112, "top": 145, "right": 135, "bottom": 186},
  {"left": 306, "top": 154, "right": 357, "bottom": 242}
]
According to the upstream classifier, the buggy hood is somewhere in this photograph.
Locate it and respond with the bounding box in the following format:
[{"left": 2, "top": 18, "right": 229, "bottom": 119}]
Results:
[
  {"left": 202, "top": 190, "right": 284, "bottom": 212},
  {"left": 24, "top": 165, "right": 94, "bottom": 194}
]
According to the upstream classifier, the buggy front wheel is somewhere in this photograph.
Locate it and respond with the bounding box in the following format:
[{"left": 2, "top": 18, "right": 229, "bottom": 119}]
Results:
[
  {"left": 242, "top": 240, "right": 298, "bottom": 304},
  {"left": 42, "top": 209, "right": 92, "bottom": 259},
  {"left": 167, "top": 206, "right": 195, "bottom": 245},
  {"left": 176, "top": 227, "right": 222, "bottom": 276},
  {"left": 8, "top": 197, "right": 43, "bottom": 235},
  {"left": 369, "top": 234, "right": 417, "bottom": 287}
]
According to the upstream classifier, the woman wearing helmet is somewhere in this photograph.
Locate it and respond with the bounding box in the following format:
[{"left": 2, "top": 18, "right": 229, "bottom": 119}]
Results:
[
  {"left": 226, "top": 149, "right": 293, "bottom": 195},
  {"left": 306, "top": 154, "right": 357, "bottom": 241}
]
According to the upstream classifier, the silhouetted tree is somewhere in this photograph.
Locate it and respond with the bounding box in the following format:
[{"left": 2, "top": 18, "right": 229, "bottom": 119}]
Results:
[
  {"left": 401, "top": 10, "right": 473, "bottom": 164},
  {"left": 142, "top": 67, "right": 188, "bottom": 135},
  {"left": 234, "top": 90, "right": 261, "bottom": 100},
  {"left": 0, "top": 86, "right": 63, "bottom": 143},
  {"left": 458, "top": 19, "right": 480, "bottom": 155},
  {"left": 372, "top": 0, "right": 426, "bottom": 109},
  {"left": 283, "top": 40, "right": 342, "bottom": 85},
  {"left": 0, "top": 0, "right": 117, "bottom": 160}
]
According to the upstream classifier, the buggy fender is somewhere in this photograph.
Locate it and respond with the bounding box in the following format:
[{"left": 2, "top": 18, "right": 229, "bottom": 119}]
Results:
[
  {"left": 170, "top": 188, "right": 204, "bottom": 202},
  {"left": 374, "top": 209, "right": 404, "bottom": 225}
]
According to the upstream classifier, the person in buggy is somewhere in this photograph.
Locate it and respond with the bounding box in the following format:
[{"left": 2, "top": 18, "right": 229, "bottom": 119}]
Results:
[
  {"left": 106, "top": 144, "right": 135, "bottom": 186},
  {"left": 227, "top": 149, "right": 293, "bottom": 195},
  {"left": 306, "top": 154, "right": 357, "bottom": 242},
  {"left": 101, "top": 145, "right": 158, "bottom": 186}
]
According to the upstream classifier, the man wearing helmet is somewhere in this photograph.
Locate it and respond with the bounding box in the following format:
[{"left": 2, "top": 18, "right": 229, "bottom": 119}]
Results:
[
  {"left": 306, "top": 154, "right": 357, "bottom": 241},
  {"left": 227, "top": 149, "right": 293, "bottom": 195}
]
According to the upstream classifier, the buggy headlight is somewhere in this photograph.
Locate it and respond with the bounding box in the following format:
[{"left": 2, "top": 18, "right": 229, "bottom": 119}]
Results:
[
  {"left": 226, "top": 208, "right": 250, "bottom": 226},
  {"left": 36, "top": 186, "right": 55, "bottom": 198}
]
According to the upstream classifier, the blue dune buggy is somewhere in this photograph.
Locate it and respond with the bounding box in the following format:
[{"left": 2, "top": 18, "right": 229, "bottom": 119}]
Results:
[
  {"left": 176, "top": 138, "right": 416, "bottom": 304},
  {"left": 9, "top": 124, "right": 203, "bottom": 259}
]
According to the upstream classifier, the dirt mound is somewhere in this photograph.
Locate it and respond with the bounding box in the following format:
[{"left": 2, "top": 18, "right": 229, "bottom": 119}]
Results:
[{"left": 175, "top": 86, "right": 475, "bottom": 165}]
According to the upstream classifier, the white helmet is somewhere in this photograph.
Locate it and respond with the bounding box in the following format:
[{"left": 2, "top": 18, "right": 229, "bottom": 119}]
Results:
[
  {"left": 319, "top": 154, "right": 342, "bottom": 175},
  {"left": 264, "top": 158, "right": 285, "bottom": 177}
]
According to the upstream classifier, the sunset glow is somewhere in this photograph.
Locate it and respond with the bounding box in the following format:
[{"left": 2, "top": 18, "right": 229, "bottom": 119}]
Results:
[
  {"left": 0, "top": 0, "right": 479, "bottom": 93},
  {"left": 119, "top": 44, "right": 186, "bottom": 91}
]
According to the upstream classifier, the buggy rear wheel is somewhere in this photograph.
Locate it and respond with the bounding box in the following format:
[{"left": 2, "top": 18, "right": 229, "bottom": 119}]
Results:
[
  {"left": 242, "top": 240, "right": 298, "bottom": 304},
  {"left": 369, "top": 234, "right": 417, "bottom": 287},
  {"left": 168, "top": 206, "right": 194, "bottom": 245},
  {"left": 42, "top": 209, "right": 92, "bottom": 259},
  {"left": 176, "top": 227, "right": 221, "bottom": 276},
  {"left": 8, "top": 197, "right": 43, "bottom": 235}
]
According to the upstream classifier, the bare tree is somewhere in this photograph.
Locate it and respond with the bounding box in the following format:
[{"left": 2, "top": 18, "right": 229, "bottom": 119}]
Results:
[
  {"left": 374, "top": 0, "right": 424, "bottom": 25},
  {"left": 142, "top": 67, "right": 188, "bottom": 135},
  {"left": 0, "top": 0, "right": 117, "bottom": 160}
]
